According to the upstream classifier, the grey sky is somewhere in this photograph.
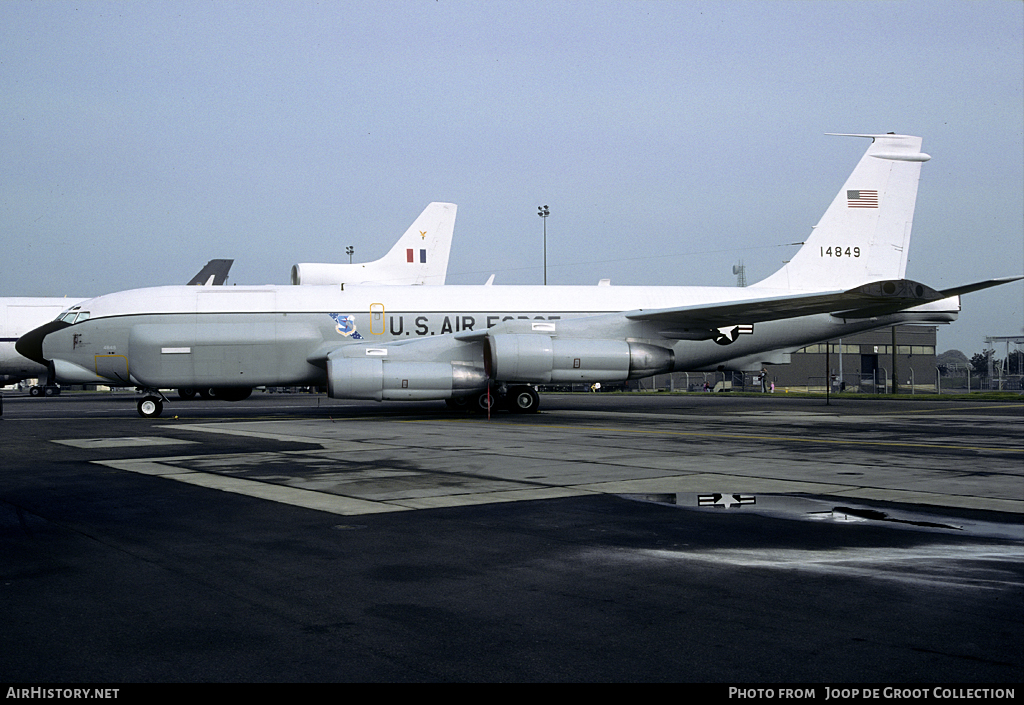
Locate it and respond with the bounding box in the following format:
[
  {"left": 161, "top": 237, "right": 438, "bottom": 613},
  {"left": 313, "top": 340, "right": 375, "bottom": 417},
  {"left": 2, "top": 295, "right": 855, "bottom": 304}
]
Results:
[{"left": 2, "top": 0, "right": 1021, "bottom": 355}]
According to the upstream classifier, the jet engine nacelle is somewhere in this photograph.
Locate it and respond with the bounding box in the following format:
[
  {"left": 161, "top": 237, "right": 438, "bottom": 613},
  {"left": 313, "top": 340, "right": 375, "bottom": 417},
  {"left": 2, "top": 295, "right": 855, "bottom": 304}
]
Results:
[
  {"left": 488, "top": 335, "right": 674, "bottom": 383},
  {"left": 291, "top": 263, "right": 355, "bottom": 286},
  {"left": 327, "top": 357, "right": 488, "bottom": 401}
]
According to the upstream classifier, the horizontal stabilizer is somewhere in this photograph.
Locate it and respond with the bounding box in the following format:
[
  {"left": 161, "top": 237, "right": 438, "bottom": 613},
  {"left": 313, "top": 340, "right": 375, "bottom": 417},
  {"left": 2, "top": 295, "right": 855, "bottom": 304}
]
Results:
[
  {"left": 625, "top": 278, "right": 946, "bottom": 329},
  {"left": 939, "top": 275, "right": 1023, "bottom": 298},
  {"left": 834, "top": 276, "right": 1023, "bottom": 319}
]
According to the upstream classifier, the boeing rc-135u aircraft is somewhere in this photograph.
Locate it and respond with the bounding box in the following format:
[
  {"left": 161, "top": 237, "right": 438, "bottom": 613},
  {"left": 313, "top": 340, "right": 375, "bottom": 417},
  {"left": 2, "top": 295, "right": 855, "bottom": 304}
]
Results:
[{"left": 17, "top": 134, "right": 1021, "bottom": 417}]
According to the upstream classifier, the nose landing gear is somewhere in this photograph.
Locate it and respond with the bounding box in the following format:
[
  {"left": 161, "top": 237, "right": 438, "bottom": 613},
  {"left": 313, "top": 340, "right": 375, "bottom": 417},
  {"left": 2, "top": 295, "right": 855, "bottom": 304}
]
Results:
[{"left": 137, "top": 391, "right": 168, "bottom": 418}]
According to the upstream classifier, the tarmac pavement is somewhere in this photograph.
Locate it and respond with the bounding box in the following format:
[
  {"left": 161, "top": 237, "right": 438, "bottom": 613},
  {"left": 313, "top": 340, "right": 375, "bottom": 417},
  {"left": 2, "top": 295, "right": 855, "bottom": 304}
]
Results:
[{"left": 1, "top": 391, "right": 1021, "bottom": 682}]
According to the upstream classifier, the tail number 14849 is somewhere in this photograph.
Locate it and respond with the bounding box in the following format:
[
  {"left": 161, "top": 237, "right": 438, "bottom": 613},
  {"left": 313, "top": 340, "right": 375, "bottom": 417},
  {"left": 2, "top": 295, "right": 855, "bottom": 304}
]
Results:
[{"left": 821, "top": 246, "right": 861, "bottom": 258}]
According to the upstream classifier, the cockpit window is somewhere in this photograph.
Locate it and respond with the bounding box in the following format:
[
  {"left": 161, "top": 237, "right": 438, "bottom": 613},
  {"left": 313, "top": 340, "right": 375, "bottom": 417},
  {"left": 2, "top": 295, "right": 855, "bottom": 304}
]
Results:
[{"left": 57, "top": 307, "right": 89, "bottom": 324}]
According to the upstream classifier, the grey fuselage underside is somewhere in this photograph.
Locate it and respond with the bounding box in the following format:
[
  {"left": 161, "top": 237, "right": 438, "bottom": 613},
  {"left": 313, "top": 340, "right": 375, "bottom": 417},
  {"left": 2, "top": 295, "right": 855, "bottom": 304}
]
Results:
[{"left": 42, "top": 307, "right": 938, "bottom": 390}]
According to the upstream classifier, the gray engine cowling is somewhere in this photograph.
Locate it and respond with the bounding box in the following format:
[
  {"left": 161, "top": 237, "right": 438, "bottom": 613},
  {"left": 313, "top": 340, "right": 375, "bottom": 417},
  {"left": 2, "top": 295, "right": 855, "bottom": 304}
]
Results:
[
  {"left": 487, "top": 334, "right": 674, "bottom": 383},
  {"left": 328, "top": 357, "right": 488, "bottom": 401}
]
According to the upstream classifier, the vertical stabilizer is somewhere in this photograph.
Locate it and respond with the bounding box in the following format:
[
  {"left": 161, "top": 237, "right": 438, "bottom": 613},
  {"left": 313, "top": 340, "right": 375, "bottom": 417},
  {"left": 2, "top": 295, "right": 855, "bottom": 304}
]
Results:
[
  {"left": 754, "top": 134, "right": 930, "bottom": 291},
  {"left": 186, "top": 259, "right": 234, "bottom": 286},
  {"left": 290, "top": 202, "right": 457, "bottom": 285},
  {"left": 380, "top": 202, "right": 457, "bottom": 285}
]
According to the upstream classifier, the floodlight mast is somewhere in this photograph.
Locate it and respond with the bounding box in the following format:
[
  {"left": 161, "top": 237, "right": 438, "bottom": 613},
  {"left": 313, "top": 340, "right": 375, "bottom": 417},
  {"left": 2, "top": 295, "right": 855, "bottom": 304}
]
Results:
[{"left": 537, "top": 205, "right": 549, "bottom": 285}]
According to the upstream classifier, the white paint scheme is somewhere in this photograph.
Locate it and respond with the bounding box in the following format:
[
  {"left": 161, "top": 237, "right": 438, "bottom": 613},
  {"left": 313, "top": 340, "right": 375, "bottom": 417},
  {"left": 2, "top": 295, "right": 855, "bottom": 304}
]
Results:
[
  {"left": 290, "top": 202, "right": 456, "bottom": 285},
  {"left": 32, "top": 281, "right": 961, "bottom": 322}
]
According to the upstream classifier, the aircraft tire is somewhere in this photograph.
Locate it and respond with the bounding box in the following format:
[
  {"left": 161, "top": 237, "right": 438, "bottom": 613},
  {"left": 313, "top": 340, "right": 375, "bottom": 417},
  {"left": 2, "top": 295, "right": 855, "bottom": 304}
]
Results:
[
  {"left": 177, "top": 388, "right": 197, "bottom": 401},
  {"left": 137, "top": 397, "right": 163, "bottom": 418},
  {"left": 29, "top": 386, "right": 41, "bottom": 397},
  {"left": 507, "top": 386, "right": 540, "bottom": 413},
  {"left": 475, "top": 390, "right": 497, "bottom": 413},
  {"left": 445, "top": 396, "right": 471, "bottom": 410},
  {"left": 43, "top": 386, "right": 57, "bottom": 397},
  {"left": 199, "top": 389, "right": 215, "bottom": 400}
]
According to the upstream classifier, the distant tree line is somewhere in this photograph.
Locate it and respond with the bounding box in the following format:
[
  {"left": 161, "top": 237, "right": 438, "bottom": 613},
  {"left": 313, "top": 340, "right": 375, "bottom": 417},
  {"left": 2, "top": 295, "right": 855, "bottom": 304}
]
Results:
[{"left": 937, "top": 349, "right": 1024, "bottom": 378}]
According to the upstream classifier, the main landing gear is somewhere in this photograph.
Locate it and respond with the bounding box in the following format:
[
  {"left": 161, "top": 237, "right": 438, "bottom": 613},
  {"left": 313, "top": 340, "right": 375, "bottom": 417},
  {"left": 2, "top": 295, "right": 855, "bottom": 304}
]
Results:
[
  {"left": 447, "top": 385, "right": 540, "bottom": 414},
  {"left": 507, "top": 385, "right": 540, "bottom": 413},
  {"left": 28, "top": 384, "right": 61, "bottom": 397}
]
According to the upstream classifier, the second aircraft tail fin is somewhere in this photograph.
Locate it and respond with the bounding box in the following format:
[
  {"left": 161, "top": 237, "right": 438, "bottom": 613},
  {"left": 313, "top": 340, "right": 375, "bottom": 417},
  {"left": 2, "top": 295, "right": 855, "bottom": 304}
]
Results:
[
  {"left": 753, "top": 134, "right": 930, "bottom": 291},
  {"left": 380, "top": 201, "right": 457, "bottom": 285},
  {"left": 291, "top": 202, "right": 457, "bottom": 285}
]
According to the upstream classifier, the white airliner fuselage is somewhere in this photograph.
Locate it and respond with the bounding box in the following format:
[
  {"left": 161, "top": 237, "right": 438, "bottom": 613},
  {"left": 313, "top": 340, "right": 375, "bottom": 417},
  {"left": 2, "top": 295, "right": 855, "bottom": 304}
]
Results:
[{"left": 1, "top": 298, "right": 84, "bottom": 387}]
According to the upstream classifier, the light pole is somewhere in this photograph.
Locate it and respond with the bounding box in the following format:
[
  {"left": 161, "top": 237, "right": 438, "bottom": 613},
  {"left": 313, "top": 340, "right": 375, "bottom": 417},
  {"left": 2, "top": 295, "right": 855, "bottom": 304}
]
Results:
[
  {"left": 537, "top": 205, "right": 549, "bottom": 285},
  {"left": 346, "top": 246, "right": 354, "bottom": 264}
]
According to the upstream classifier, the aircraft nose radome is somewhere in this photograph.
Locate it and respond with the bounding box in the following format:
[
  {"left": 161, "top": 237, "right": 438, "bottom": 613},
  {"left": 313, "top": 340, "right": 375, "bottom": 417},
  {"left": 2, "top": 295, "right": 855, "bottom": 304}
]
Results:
[{"left": 15, "top": 320, "right": 70, "bottom": 365}]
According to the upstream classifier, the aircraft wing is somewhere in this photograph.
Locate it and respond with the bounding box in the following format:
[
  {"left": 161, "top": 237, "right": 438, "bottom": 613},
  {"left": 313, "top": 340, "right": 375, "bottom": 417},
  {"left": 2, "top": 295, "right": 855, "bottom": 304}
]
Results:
[
  {"left": 624, "top": 279, "right": 948, "bottom": 330},
  {"left": 187, "top": 259, "right": 234, "bottom": 286}
]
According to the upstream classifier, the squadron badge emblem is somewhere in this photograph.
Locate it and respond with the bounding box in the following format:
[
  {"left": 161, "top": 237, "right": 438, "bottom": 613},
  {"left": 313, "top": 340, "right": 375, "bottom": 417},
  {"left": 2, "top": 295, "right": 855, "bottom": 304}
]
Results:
[{"left": 329, "top": 313, "right": 363, "bottom": 339}]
